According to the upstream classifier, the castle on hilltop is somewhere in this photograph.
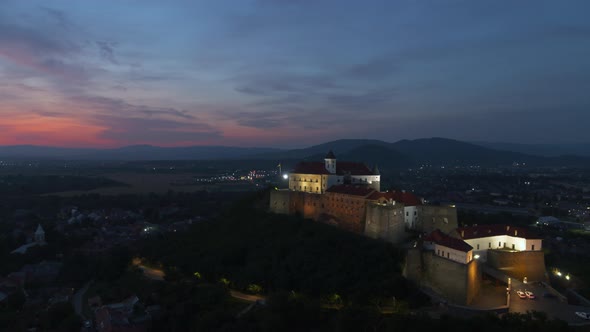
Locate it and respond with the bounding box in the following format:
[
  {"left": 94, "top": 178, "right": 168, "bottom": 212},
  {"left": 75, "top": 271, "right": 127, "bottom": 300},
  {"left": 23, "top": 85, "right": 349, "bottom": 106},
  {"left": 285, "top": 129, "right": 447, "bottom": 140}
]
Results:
[
  {"left": 270, "top": 151, "right": 458, "bottom": 243},
  {"left": 270, "top": 151, "right": 547, "bottom": 306}
]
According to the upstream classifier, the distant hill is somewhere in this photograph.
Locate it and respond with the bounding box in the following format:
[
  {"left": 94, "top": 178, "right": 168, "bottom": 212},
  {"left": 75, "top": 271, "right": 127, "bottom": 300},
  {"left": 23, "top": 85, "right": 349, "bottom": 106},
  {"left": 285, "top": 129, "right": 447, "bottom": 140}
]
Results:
[
  {"left": 251, "top": 139, "right": 391, "bottom": 160},
  {"left": 336, "top": 144, "right": 416, "bottom": 170},
  {"left": 260, "top": 138, "right": 590, "bottom": 169},
  {"left": 0, "top": 145, "right": 282, "bottom": 160},
  {"left": 389, "top": 137, "right": 529, "bottom": 166},
  {"left": 472, "top": 141, "right": 590, "bottom": 157},
  {"left": 2, "top": 138, "right": 590, "bottom": 167}
]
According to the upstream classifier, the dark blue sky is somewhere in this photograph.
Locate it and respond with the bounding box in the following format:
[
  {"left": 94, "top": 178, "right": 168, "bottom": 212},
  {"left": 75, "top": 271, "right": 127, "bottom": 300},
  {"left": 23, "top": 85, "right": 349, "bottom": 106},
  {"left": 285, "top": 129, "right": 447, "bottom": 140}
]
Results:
[{"left": 1, "top": 0, "right": 589, "bottom": 147}]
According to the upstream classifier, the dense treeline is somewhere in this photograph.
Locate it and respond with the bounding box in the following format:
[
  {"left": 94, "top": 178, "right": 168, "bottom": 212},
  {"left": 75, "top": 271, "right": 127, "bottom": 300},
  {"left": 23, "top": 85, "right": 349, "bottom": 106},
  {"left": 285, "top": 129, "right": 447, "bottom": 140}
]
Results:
[
  {"left": 138, "top": 190, "right": 422, "bottom": 305},
  {"left": 145, "top": 281, "right": 573, "bottom": 332}
]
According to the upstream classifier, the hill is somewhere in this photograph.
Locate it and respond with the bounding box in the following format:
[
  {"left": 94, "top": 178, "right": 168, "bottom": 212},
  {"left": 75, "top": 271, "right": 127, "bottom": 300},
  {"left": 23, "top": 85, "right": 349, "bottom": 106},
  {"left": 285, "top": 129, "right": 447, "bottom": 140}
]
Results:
[
  {"left": 138, "top": 191, "right": 415, "bottom": 302},
  {"left": 2, "top": 138, "right": 589, "bottom": 167},
  {"left": 251, "top": 139, "right": 391, "bottom": 160},
  {"left": 389, "top": 137, "right": 528, "bottom": 166},
  {"left": 266, "top": 138, "right": 590, "bottom": 169},
  {"left": 472, "top": 141, "right": 590, "bottom": 157}
]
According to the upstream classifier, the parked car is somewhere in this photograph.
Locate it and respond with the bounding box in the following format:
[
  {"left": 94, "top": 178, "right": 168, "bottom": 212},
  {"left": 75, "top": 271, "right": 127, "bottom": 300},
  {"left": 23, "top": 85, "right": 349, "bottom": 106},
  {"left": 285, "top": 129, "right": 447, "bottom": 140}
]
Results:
[
  {"left": 516, "top": 290, "right": 527, "bottom": 299},
  {"left": 575, "top": 312, "right": 590, "bottom": 320},
  {"left": 525, "top": 290, "right": 535, "bottom": 299}
]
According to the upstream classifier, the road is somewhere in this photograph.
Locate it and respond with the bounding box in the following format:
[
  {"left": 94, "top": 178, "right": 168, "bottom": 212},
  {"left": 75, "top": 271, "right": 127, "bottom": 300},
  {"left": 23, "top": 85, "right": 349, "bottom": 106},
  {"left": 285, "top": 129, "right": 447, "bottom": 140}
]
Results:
[
  {"left": 481, "top": 266, "right": 590, "bottom": 325},
  {"left": 132, "top": 258, "right": 165, "bottom": 281},
  {"left": 509, "top": 282, "right": 590, "bottom": 325},
  {"left": 229, "top": 290, "right": 266, "bottom": 303}
]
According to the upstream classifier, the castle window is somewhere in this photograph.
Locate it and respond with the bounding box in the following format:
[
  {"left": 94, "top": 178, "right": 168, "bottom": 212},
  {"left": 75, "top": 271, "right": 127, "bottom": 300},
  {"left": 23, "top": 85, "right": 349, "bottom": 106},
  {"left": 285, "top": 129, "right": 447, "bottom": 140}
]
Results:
[
  {"left": 406, "top": 212, "right": 409, "bottom": 216},
  {"left": 532, "top": 244, "right": 535, "bottom": 250},
  {"left": 499, "top": 241, "right": 501, "bottom": 247},
  {"left": 489, "top": 242, "right": 491, "bottom": 248},
  {"left": 512, "top": 244, "right": 515, "bottom": 250},
  {"left": 477, "top": 244, "right": 480, "bottom": 250},
  {"left": 437, "top": 249, "right": 440, "bottom": 255}
]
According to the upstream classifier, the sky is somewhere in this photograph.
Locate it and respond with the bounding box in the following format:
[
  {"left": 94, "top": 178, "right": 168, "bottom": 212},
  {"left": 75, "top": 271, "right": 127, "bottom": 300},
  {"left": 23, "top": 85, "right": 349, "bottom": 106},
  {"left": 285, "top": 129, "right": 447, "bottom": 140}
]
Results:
[{"left": 1, "top": 0, "right": 589, "bottom": 148}]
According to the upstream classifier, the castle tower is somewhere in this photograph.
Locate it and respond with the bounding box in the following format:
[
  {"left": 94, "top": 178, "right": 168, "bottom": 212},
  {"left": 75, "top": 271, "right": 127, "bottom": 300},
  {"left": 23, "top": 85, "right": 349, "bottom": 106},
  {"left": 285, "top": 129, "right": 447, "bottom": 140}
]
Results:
[
  {"left": 34, "top": 224, "right": 45, "bottom": 244},
  {"left": 371, "top": 164, "right": 381, "bottom": 191},
  {"left": 324, "top": 150, "right": 336, "bottom": 174}
]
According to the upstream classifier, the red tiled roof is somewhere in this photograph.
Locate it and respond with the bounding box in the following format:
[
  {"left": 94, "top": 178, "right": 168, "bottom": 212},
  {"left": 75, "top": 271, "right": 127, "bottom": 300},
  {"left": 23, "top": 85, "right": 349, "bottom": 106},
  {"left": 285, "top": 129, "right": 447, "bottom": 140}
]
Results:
[
  {"left": 425, "top": 229, "right": 473, "bottom": 252},
  {"left": 367, "top": 190, "right": 422, "bottom": 206},
  {"left": 326, "top": 185, "right": 375, "bottom": 197},
  {"left": 292, "top": 161, "right": 374, "bottom": 175},
  {"left": 292, "top": 162, "right": 331, "bottom": 174},
  {"left": 336, "top": 162, "right": 373, "bottom": 175},
  {"left": 456, "top": 224, "right": 541, "bottom": 240}
]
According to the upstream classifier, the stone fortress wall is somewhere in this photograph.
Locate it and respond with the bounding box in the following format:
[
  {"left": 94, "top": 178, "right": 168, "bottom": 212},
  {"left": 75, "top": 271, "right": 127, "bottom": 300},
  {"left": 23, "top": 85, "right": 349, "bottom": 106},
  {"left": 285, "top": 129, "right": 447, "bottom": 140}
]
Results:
[
  {"left": 364, "top": 203, "right": 406, "bottom": 243},
  {"left": 414, "top": 205, "right": 458, "bottom": 234},
  {"left": 270, "top": 189, "right": 458, "bottom": 244},
  {"left": 487, "top": 249, "right": 547, "bottom": 282},
  {"left": 404, "top": 248, "right": 481, "bottom": 305}
]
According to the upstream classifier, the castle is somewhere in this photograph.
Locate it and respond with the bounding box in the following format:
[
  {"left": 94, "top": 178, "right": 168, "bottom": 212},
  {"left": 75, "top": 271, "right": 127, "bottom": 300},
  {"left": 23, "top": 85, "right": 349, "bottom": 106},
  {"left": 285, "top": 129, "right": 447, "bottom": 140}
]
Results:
[
  {"left": 270, "top": 151, "right": 547, "bottom": 306},
  {"left": 270, "top": 151, "right": 458, "bottom": 243}
]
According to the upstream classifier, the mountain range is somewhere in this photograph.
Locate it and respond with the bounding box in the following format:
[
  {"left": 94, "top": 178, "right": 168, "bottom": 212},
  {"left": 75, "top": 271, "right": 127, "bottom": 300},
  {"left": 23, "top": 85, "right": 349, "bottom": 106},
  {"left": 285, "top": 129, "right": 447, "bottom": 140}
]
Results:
[{"left": 0, "top": 138, "right": 589, "bottom": 169}]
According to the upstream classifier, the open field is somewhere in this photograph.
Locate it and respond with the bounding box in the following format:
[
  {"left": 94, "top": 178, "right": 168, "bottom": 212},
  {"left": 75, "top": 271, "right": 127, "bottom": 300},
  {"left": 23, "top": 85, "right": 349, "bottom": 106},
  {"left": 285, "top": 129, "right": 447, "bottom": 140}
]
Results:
[{"left": 45, "top": 173, "right": 260, "bottom": 196}]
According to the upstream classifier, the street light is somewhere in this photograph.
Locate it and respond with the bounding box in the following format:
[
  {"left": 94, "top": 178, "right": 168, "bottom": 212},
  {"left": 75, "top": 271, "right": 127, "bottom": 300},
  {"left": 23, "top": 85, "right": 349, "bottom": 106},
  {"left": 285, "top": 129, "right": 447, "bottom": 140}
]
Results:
[{"left": 282, "top": 174, "right": 288, "bottom": 180}]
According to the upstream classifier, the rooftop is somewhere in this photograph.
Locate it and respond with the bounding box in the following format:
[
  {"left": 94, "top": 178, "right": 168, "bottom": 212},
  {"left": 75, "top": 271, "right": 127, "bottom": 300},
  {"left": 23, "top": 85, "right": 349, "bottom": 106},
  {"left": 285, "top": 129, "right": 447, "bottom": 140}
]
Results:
[
  {"left": 326, "top": 185, "right": 374, "bottom": 197},
  {"left": 367, "top": 190, "right": 422, "bottom": 206},
  {"left": 292, "top": 161, "right": 374, "bottom": 175},
  {"left": 456, "top": 224, "right": 541, "bottom": 240},
  {"left": 425, "top": 229, "right": 473, "bottom": 252}
]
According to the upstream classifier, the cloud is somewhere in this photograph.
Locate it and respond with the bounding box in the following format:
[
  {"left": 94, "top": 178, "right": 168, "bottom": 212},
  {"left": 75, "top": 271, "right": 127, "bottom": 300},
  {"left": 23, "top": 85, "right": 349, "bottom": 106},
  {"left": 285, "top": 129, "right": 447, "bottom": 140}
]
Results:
[
  {"left": 94, "top": 115, "right": 221, "bottom": 144},
  {"left": 70, "top": 95, "right": 196, "bottom": 120},
  {"left": 234, "top": 72, "right": 339, "bottom": 97},
  {"left": 345, "top": 56, "right": 399, "bottom": 80},
  {"left": 0, "top": 15, "right": 87, "bottom": 81},
  {"left": 96, "top": 41, "right": 118, "bottom": 65},
  {"left": 40, "top": 7, "right": 71, "bottom": 30}
]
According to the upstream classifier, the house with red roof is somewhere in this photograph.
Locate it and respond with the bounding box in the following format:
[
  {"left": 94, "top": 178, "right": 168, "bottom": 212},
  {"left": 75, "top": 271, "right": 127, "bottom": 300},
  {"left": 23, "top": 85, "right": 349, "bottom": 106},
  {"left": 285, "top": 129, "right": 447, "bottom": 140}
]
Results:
[
  {"left": 424, "top": 229, "right": 474, "bottom": 264},
  {"left": 455, "top": 224, "right": 543, "bottom": 262}
]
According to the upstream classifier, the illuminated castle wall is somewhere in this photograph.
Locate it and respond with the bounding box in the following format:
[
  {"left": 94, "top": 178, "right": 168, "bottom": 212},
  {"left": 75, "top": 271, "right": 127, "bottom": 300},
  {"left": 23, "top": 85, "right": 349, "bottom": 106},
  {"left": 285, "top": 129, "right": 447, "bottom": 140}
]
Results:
[{"left": 270, "top": 151, "right": 458, "bottom": 243}]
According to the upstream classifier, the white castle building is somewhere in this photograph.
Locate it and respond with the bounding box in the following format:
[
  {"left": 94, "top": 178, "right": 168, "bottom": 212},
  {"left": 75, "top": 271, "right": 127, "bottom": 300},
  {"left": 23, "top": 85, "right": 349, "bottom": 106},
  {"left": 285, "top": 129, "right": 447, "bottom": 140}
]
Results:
[{"left": 288, "top": 150, "right": 381, "bottom": 194}]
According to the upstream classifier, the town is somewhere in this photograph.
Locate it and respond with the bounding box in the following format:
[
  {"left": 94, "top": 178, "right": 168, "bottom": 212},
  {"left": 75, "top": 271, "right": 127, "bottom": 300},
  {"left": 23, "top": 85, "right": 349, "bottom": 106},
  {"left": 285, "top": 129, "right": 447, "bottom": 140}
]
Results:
[{"left": 0, "top": 147, "right": 589, "bottom": 331}]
